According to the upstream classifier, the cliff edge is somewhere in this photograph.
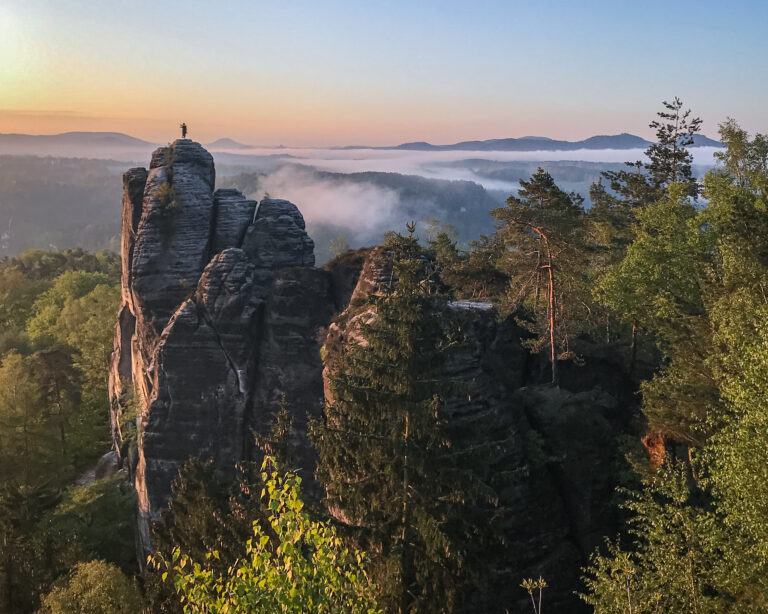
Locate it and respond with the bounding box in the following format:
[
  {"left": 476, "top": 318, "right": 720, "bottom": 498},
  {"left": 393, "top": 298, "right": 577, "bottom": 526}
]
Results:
[{"left": 109, "top": 140, "right": 330, "bottom": 552}]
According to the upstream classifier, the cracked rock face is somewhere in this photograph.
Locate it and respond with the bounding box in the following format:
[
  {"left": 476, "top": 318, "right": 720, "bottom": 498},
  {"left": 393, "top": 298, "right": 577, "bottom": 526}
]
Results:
[
  {"left": 109, "top": 142, "right": 633, "bottom": 611},
  {"left": 109, "top": 140, "right": 325, "bottom": 552}
]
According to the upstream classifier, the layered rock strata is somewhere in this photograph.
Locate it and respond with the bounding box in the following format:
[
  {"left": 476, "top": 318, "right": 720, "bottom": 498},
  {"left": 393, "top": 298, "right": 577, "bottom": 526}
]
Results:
[{"left": 109, "top": 140, "right": 325, "bottom": 551}]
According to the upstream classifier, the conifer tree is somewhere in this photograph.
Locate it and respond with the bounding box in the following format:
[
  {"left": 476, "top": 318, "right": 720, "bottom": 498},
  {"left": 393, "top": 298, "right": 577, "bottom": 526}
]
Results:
[
  {"left": 645, "top": 97, "right": 702, "bottom": 197},
  {"left": 492, "top": 168, "right": 587, "bottom": 384},
  {"left": 589, "top": 98, "right": 704, "bottom": 370},
  {"left": 596, "top": 97, "right": 703, "bottom": 212},
  {"left": 311, "top": 228, "right": 506, "bottom": 613},
  {"left": 429, "top": 232, "right": 508, "bottom": 301},
  {"left": 583, "top": 122, "right": 768, "bottom": 611}
]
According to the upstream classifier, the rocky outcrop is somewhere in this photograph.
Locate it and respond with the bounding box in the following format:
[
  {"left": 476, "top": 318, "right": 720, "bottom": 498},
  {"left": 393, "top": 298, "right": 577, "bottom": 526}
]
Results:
[
  {"left": 110, "top": 141, "right": 636, "bottom": 611},
  {"left": 321, "top": 247, "right": 636, "bottom": 613},
  {"left": 109, "top": 140, "right": 324, "bottom": 552}
]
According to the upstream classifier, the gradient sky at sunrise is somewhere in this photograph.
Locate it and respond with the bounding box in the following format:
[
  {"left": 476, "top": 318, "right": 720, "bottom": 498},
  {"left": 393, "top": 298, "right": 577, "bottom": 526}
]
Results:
[{"left": 1, "top": 0, "right": 766, "bottom": 146}]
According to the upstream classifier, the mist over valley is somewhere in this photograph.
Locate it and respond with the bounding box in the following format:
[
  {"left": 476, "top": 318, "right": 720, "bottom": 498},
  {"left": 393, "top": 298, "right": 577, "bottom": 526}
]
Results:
[{"left": 0, "top": 132, "right": 721, "bottom": 262}]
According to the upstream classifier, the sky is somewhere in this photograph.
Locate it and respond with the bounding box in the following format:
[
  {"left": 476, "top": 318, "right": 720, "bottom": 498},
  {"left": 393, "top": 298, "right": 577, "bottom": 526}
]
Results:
[{"left": 0, "top": 0, "right": 766, "bottom": 146}]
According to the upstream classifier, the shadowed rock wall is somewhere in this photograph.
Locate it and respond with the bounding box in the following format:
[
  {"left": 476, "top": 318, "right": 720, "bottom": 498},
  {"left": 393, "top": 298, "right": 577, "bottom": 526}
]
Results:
[{"left": 109, "top": 140, "right": 327, "bottom": 551}]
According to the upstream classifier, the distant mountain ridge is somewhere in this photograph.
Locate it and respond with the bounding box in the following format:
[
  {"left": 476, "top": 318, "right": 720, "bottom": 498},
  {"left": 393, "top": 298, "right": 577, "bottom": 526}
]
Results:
[
  {"left": 0, "top": 131, "right": 155, "bottom": 146},
  {"left": 206, "top": 137, "right": 253, "bottom": 150},
  {"left": 0, "top": 131, "right": 158, "bottom": 158},
  {"left": 383, "top": 132, "right": 721, "bottom": 152},
  {"left": 0, "top": 131, "right": 722, "bottom": 156}
]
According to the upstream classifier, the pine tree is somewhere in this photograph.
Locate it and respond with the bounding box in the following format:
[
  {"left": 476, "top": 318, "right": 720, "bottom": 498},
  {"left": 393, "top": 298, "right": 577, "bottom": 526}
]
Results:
[
  {"left": 596, "top": 97, "right": 703, "bottom": 212},
  {"left": 645, "top": 97, "right": 703, "bottom": 197},
  {"left": 311, "top": 228, "right": 506, "bottom": 613},
  {"left": 429, "top": 232, "right": 508, "bottom": 301},
  {"left": 581, "top": 461, "right": 723, "bottom": 614},
  {"left": 583, "top": 122, "right": 768, "bottom": 612},
  {"left": 492, "top": 168, "right": 588, "bottom": 384}
]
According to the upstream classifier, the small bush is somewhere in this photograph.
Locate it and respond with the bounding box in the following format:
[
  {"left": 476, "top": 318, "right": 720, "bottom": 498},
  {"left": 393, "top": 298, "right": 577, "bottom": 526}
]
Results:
[
  {"left": 156, "top": 182, "right": 180, "bottom": 214},
  {"left": 39, "top": 560, "right": 144, "bottom": 614}
]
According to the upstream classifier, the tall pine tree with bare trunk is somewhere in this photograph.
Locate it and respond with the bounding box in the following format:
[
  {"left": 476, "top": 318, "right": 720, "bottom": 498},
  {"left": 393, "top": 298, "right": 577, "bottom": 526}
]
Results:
[{"left": 492, "top": 169, "right": 587, "bottom": 384}]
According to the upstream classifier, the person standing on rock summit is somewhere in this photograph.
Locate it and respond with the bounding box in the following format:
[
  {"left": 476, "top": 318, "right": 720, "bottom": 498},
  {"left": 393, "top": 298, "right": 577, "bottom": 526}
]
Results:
[{"left": 180, "top": 122, "right": 187, "bottom": 138}]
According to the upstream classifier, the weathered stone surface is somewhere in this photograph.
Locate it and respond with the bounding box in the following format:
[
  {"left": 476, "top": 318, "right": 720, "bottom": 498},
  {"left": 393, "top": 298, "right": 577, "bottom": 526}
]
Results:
[
  {"left": 108, "top": 303, "right": 135, "bottom": 446},
  {"left": 211, "top": 189, "right": 257, "bottom": 254},
  {"left": 95, "top": 450, "right": 121, "bottom": 480},
  {"left": 348, "top": 245, "right": 391, "bottom": 303},
  {"left": 249, "top": 266, "right": 334, "bottom": 497},
  {"left": 120, "top": 167, "right": 147, "bottom": 305},
  {"left": 320, "top": 247, "right": 633, "bottom": 614},
  {"left": 241, "top": 199, "right": 315, "bottom": 269},
  {"left": 137, "top": 295, "right": 251, "bottom": 527},
  {"left": 109, "top": 142, "right": 328, "bottom": 553},
  {"left": 108, "top": 168, "right": 147, "bottom": 450},
  {"left": 130, "top": 139, "right": 216, "bottom": 334}
]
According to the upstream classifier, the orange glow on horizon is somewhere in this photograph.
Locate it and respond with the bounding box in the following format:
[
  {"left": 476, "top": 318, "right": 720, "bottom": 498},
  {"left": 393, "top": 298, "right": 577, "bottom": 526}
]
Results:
[{"left": 0, "top": 104, "right": 655, "bottom": 148}]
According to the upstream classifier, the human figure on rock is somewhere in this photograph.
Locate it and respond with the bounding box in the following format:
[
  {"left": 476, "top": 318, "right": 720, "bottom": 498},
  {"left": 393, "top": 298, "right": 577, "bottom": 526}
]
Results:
[{"left": 180, "top": 122, "right": 187, "bottom": 139}]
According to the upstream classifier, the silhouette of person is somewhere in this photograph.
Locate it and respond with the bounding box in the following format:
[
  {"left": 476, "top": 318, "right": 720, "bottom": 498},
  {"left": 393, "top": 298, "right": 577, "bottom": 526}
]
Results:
[{"left": 180, "top": 122, "right": 187, "bottom": 139}]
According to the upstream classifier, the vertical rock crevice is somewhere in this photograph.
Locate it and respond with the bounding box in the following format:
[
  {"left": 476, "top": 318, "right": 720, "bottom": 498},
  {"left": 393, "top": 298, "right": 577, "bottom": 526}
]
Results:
[{"left": 109, "top": 141, "right": 324, "bottom": 553}]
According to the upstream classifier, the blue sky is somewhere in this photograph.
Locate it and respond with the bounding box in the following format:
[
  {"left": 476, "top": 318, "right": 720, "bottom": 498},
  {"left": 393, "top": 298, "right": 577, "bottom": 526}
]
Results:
[{"left": 1, "top": 0, "right": 765, "bottom": 144}]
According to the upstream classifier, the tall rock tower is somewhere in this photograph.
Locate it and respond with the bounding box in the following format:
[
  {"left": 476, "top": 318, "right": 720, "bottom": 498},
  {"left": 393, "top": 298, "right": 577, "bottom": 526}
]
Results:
[{"left": 108, "top": 140, "right": 333, "bottom": 552}]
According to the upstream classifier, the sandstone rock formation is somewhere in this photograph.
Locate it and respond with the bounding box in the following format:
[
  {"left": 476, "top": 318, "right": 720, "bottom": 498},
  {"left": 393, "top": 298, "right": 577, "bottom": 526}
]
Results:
[
  {"left": 320, "top": 247, "right": 635, "bottom": 613},
  {"left": 109, "top": 140, "right": 328, "bottom": 552},
  {"left": 110, "top": 141, "right": 636, "bottom": 611}
]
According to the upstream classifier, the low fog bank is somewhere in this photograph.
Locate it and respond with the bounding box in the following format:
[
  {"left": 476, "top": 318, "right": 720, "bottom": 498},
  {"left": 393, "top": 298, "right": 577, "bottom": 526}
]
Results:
[
  {"left": 213, "top": 144, "right": 720, "bottom": 186},
  {"left": 221, "top": 164, "right": 502, "bottom": 264},
  {"left": 0, "top": 143, "right": 722, "bottom": 264},
  {"left": 219, "top": 146, "right": 719, "bottom": 263}
]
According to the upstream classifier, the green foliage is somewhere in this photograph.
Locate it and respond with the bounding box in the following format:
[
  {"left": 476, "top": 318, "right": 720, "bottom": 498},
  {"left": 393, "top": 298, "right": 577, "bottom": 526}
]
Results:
[
  {"left": 39, "top": 560, "right": 144, "bottom": 614},
  {"left": 645, "top": 97, "right": 703, "bottom": 197},
  {"left": 0, "top": 351, "right": 58, "bottom": 486},
  {"left": 26, "top": 270, "right": 114, "bottom": 342},
  {"left": 156, "top": 181, "right": 181, "bottom": 214},
  {"left": 492, "top": 168, "right": 588, "bottom": 383},
  {"left": 156, "top": 145, "right": 181, "bottom": 214},
  {"left": 0, "top": 250, "right": 123, "bottom": 613},
  {"left": 45, "top": 475, "right": 138, "bottom": 571},
  {"left": 330, "top": 234, "right": 350, "bottom": 258},
  {"left": 51, "top": 283, "right": 121, "bottom": 405},
  {"left": 596, "top": 184, "right": 702, "bottom": 332},
  {"left": 0, "top": 483, "right": 62, "bottom": 613},
  {"left": 595, "top": 184, "right": 715, "bottom": 439},
  {"left": 595, "top": 98, "right": 702, "bottom": 212},
  {"left": 583, "top": 99, "right": 705, "bottom": 362},
  {"left": 429, "top": 232, "right": 507, "bottom": 300},
  {"left": 581, "top": 461, "right": 725, "bottom": 614},
  {"left": 154, "top": 458, "right": 380, "bottom": 614},
  {"left": 147, "top": 458, "right": 274, "bottom": 613},
  {"left": 583, "top": 121, "right": 768, "bottom": 610},
  {"left": 0, "top": 267, "right": 50, "bottom": 335},
  {"left": 8, "top": 249, "right": 120, "bottom": 281},
  {"left": 312, "top": 228, "right": 511, "bottom": 613},
  {"left": 256, "top": 394, "right": 296, "bottom": 470}
]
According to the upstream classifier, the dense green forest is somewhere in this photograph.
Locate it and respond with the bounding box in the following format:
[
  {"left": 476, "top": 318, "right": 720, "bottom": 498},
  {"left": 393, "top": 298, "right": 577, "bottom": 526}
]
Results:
[
  {"left": 0, "top": 248, "right": 140, "bottom": 612},
  {"left": 2, "top": 102, "right": 768, "bottom": 613}
]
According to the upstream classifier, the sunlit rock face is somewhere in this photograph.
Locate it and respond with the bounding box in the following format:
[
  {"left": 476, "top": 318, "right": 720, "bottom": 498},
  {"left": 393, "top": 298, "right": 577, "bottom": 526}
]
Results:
[{"left": 109, "top": 140, "right": 326, "bottom": 552}]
